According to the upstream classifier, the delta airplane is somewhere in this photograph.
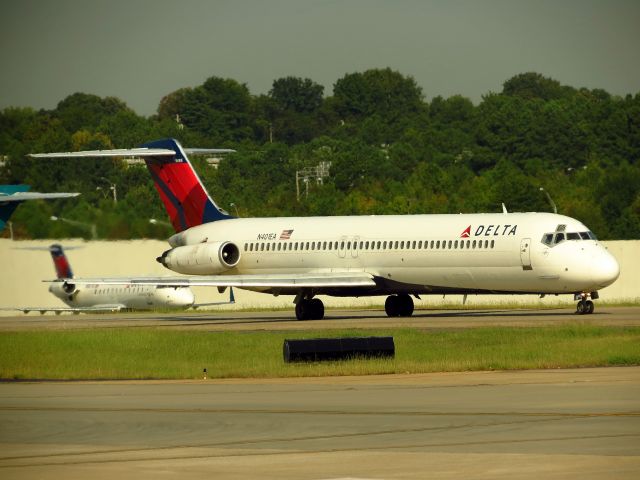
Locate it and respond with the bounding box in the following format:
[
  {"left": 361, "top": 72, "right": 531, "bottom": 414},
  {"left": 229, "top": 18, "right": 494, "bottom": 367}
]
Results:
[
  {"left": 29, "top": 139, "right": 620, "bottom": 319},
  {"left": 0, "top": 184, "right": 79, "bottom": 231},
  {"left": 14, "top": 244, "right": 233, "bottom": 314}
]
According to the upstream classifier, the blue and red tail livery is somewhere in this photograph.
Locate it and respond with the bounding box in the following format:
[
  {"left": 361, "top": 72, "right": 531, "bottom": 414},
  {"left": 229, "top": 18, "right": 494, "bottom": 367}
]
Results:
[
  {"left": 141, "top": 139, "right": 233, "bottom": 233},
  {"left": 49, "top": 244, "right": 73, "bottom": 279}
]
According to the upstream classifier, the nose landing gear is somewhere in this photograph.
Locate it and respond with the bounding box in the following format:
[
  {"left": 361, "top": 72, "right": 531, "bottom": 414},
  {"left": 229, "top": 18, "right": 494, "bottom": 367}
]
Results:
[
  {"left": 575, "top": 292, "right": 597, "bottom": 315},
  {"left": 576, "top": 299, "right": 594, "bottom": 314}
]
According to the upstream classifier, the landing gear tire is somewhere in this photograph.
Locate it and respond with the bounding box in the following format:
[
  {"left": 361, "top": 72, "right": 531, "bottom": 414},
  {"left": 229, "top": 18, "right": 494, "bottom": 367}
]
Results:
[
  {"left": 295, "top": 298, "right": 325, "bottom": 320},
  {"left": 385, "top": 295, "right": 399, "bottom": 317},
  {"left": 586, "top": 300, "right": 594, "bottom": 314},
  {"left": 576, "top": 299, "right": 595, "bottom": 315},
  {"left": 309, "top": 298, "right": 324, "bottom": 320},
  {"left": 397, "top": 294, "right": 414, "bottom": 317},
  {"left": 385, "top": 294, "right": 414, "bottom": 317}
]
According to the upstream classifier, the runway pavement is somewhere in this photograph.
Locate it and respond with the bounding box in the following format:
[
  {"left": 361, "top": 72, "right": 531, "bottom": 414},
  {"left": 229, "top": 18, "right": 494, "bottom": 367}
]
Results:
[
  {"left": 1, "top": 305, "right": 639, "bottom": 332},
  {"left": 0, "top": 367, "right": 639, "bottom": 479}
]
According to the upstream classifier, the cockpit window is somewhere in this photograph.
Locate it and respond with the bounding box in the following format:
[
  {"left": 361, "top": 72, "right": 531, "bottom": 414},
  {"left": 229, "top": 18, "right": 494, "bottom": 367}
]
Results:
[{"left": 542, "top": 230, "right": 598, "bottom": 247}]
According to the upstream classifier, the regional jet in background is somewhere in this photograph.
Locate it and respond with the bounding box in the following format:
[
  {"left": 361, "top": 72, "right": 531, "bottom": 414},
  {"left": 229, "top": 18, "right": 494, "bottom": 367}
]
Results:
[
  {"left": 12, "top": 244, "right": 234, "bottom": 314},
  {"left": 29, "top": 139, "right": 620, "bottom": 319},
  {"left": 0, "top": 184, "right": 79, "bottom": 231}
]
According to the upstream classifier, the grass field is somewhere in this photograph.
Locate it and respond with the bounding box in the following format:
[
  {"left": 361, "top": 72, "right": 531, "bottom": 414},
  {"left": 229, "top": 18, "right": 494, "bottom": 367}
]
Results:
[{"left": 1, "top": 324, "right": 638, "bottom": 380}]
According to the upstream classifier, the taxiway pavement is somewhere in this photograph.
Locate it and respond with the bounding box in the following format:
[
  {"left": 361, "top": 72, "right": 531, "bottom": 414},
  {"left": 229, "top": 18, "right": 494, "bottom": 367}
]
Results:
[
  {"left": 0, "top": 306, "right": 639, "bottom": 332},
  {"left": 0, "top": 367, "right": 639, "bottom": 479}
]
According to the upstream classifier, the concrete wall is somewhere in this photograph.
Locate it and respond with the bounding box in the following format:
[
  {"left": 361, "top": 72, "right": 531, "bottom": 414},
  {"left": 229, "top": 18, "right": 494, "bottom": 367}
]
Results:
[{"left": 0, "top": 239, "right": 637, "bottom": 315}]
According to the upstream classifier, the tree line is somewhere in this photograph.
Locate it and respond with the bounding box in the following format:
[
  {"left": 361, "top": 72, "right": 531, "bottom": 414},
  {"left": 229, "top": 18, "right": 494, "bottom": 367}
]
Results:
[{"left": 1, "top": 69, "right": 639, "bottom": 240}]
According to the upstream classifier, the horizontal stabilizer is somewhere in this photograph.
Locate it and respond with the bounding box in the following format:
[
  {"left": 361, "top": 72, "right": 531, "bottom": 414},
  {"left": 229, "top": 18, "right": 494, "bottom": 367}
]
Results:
[
  {"left": 0, "top": 192, "right": 79, "bottom": 202},
  {"left": 28, "top": 148, "right": 236, "bottom": 159},
  {"left": 184, "top": 148, "right": 236, "bottom": 155},
  {"left": 28, "top": 148, "right": 175, "bottom": 159}
]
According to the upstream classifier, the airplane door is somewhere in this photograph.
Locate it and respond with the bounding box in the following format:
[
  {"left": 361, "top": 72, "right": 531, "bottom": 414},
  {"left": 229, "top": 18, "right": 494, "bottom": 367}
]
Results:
[
  {"left": 351, "top": 236, "right": 360, "bottom": 258},
  {"left": 338, "top": 236, "right": 347, "bottom": 258},
  {"left": 520, "top": 238, "right": 532, "bottom": 270}
]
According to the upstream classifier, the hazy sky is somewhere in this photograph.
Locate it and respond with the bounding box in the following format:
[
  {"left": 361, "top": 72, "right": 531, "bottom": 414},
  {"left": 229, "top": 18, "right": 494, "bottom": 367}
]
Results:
[{"left": 1, "top": 0, "right": 639, "bottom": 116}]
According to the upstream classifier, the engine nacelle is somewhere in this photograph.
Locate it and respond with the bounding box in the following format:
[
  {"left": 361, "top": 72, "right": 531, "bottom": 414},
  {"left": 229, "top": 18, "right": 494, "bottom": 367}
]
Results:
[
  {"left": 49, "top": 281, "right": 77, "bottom": 300},
  {"left": 157, "top": 241, "right": 240, "bottom": 275}
]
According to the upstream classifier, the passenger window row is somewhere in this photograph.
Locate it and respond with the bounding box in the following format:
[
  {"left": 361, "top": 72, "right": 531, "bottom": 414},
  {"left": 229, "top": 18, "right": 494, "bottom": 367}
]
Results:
[{"left": 243, "top": 238, "right": 497, "bottom": 253}]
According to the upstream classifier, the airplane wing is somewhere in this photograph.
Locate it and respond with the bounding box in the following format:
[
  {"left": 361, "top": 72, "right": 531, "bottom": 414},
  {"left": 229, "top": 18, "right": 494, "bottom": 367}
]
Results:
[
  {"left": 0, "top": 192, "right": 80, "bottom": 201},
  {"left": 191, "top": 301, "right": 233, "bottom": 309},
  {"left": 2, "top": 305, "right": 125, "bottom": 315},
  {"left": 45, "top": 272, "right": 377, "bottom": 289},
  {"left": 191, "top": 287, "right": 236, "bottom": 309}
]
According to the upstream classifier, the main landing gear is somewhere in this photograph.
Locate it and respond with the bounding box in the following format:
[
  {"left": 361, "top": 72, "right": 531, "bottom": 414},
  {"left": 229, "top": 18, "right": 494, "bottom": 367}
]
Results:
[
  {"left": 575, "top": 292, "right": 597, "bottom": 315},
  {"left": 385, "top": 294, "right": 414, "bottom": 317},
  {"left": 295, "top": 297, "right": 325, "bottom": 320}
]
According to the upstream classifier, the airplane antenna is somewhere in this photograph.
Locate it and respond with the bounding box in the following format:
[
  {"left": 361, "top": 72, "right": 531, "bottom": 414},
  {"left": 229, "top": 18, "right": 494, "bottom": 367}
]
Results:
[
  {"left": 539, "top": 187, "right": 558, "bottom": 214},
  {"left": 502, "top": 203, "right": 508, "bottom": 214}
]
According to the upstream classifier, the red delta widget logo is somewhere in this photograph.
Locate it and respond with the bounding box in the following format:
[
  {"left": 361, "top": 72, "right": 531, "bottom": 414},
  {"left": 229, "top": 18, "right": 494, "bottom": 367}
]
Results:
[{"left": 460, "top": 224, "right": 518, "bottom": 238}]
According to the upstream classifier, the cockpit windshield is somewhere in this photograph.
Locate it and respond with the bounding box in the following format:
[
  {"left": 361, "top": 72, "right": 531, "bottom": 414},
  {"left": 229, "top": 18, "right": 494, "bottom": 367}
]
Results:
[{"left": 541, "top": 230, "right": 597, "bottom": 247}]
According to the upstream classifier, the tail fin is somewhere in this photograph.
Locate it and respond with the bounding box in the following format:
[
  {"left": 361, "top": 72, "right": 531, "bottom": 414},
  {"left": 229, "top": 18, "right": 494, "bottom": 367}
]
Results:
[
  {"left": 0, "top": 185, "right": 29, "bottom": 231},
  {"left": 141, "top": 139, "right": 233, "bottom": 233},
  {"left": 49, "top": 244, "right": 73, "bottom": 279}
]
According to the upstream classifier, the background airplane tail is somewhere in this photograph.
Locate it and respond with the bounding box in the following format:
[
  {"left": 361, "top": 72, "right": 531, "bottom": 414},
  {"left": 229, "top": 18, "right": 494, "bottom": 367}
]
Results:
[
  {"left": 141, "top": 139, "right": 233, "bottom": 233},
  {"left": 49, "top": 244, "right": 73, "bottom": 279},
  {"left": 0, "top": 185, "right": 29, "bottom": 231}
]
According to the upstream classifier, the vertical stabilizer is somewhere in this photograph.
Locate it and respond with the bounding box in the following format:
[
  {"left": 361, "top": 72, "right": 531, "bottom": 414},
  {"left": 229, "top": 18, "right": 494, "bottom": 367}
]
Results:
[
  {"left": 141, "top": 139, "right": 232, "bottom": 233},
  {"left": 49, "top": 244, "right": 73, "bottom": 279}
]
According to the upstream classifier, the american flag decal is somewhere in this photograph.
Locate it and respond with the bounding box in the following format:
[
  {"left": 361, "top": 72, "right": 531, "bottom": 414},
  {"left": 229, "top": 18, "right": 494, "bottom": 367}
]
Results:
[{"left": 280, "top": 229, "right": 293, "bottom": 240}]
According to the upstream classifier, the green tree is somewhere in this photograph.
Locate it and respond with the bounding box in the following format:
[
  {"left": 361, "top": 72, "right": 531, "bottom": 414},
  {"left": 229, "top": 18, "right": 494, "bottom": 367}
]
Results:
[
  {"left": 55, "top": 93, "right": 130, "bottom": 133},
  {"left": 270, "top": 77, "right": 324, "bottom": 113},
  {"left": 502, "top": 72, "right": 574, "bottom": 101},
  {"left": 332, "top": 68, "right": 424, "bottom": 123},
  {"left": 266, "top": 77, "right": 325, "bottom": 144},
  {"left": 178, "top": 77, "right": 253, "bottom": 143}
]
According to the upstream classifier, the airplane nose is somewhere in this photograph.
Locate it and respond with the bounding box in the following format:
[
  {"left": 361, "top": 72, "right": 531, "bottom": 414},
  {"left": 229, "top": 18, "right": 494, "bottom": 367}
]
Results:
[{"left": 590, "top": 251, "right": 620, "bottom": 288}]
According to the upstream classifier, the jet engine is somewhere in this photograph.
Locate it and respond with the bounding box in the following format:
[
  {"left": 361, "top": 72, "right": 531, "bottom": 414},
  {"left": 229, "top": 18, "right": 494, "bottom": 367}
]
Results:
[
  {"left": 62, "top": 281, "right": 76, "bottom": 294},
  {"left": 157, "top": 241, "right": 240, "bottom": 275},
  {"left": 48, "top": 281, "right": 78, "bottom": 301}
]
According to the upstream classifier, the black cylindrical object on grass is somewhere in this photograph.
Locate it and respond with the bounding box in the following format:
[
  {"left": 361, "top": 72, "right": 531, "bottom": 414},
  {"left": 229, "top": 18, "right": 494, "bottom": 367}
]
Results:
[{"left": 283, "top": 336, "right": 395, "bottom": 363}]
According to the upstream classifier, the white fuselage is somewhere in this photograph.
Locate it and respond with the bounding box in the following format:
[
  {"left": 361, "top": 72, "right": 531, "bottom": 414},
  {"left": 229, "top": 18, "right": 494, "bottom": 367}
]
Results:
[
  {"left": 166, "top": 212, "right": 619, "bottom": 296},
  {"left": 49, "top": 282, "right": 195, "bottom": 310}
]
